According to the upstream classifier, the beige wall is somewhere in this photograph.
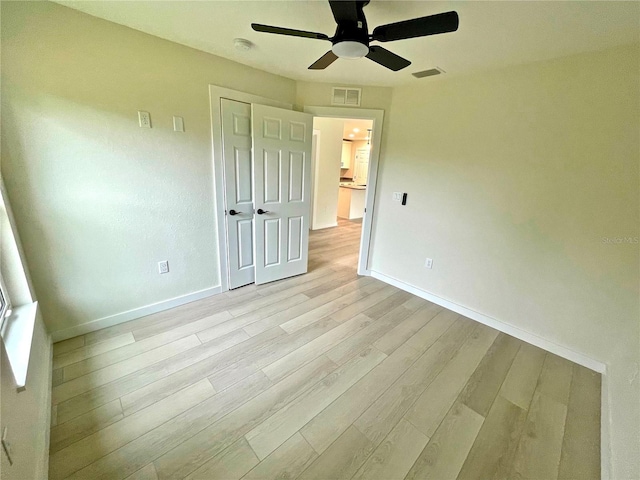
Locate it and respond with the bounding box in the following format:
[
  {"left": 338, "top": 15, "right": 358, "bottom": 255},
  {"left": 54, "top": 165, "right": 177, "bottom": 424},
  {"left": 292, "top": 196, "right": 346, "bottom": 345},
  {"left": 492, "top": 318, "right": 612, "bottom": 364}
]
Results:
[
  {"left": 311, "top": 118, "right": 343, "bottom": 230},
  {"left": 1, "top": 1, "right": 296, "bottom": 335},
  {"left": 370, "top": 44, "right": 639, "bottom": 478}
]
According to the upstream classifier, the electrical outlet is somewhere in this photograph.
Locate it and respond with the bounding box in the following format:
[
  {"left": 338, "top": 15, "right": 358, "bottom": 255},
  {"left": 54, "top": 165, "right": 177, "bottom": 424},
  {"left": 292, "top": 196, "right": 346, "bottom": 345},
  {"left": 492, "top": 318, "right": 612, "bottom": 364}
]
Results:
[
  {"left": 2, "top": 427, "right": 13, "bottom": 465},
  {"left": 425, "top": 258, "right": 433, "bottom": 269},
  {"left": 138, "top": 111, "right": 151, "bottom": 128},
  {"left": 158, "top": 260, "right": 169, "bottom": 274},
  {"left": 392, "top": 192, "right": 402, "bottom": 202}
]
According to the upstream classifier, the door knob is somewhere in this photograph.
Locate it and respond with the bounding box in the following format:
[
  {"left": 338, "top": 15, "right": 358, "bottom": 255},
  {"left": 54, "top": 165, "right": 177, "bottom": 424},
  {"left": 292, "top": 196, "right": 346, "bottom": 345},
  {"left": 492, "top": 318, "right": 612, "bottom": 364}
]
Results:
[
  {"left": 228, "top": 209, "right": 241, "bottom": 216},
  {"left": 256, "top": 209, "right": 270, "bottom": 215}
]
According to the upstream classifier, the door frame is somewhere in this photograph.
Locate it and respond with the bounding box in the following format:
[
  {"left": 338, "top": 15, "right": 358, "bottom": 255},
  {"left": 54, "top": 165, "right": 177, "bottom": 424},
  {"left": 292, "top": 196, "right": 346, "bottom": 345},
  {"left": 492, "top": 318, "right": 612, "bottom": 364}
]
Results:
[
  {"left": 310, "top": 129, "right": 321, "bottom": 234},
  {"left": 303, "top": 106, "right": 384, "bottom": 277},
  {"left": 209, "top": 85, "right": 292, "bottom": 292}
]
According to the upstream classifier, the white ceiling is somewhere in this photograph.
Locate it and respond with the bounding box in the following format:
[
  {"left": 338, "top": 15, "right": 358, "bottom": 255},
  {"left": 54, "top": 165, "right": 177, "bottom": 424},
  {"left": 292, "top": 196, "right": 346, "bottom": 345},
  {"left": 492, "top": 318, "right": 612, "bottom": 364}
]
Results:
[
  {"left": 342, "top": 119, "right": 374, "bottom": 141},
  {"left": 55, "top": 1, "right": 640, "bottom": 87}
]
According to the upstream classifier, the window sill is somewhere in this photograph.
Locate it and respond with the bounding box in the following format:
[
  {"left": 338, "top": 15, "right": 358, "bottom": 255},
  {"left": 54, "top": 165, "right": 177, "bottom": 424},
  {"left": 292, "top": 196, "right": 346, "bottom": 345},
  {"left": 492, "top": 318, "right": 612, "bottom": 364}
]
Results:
[{"left": 1, "top": 301, "right": 38, "bottom": 391}]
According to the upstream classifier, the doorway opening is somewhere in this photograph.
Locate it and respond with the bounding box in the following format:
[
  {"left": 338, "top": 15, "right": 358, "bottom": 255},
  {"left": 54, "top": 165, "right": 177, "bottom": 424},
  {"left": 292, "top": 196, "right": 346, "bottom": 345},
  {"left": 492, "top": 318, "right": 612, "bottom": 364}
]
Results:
[
  {"left": 310, "top": 117, "right": 373, "bottom": 271},
  {"left": 305, "top": 106, "right": 384, "bottom": 277}
]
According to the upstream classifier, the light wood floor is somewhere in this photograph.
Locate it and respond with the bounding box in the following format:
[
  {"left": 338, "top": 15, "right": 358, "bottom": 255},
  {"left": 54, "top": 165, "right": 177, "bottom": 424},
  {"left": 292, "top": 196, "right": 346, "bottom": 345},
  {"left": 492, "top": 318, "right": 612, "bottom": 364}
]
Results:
[{"left": 49, "top": 219, "right": 601, "bottom": 480}]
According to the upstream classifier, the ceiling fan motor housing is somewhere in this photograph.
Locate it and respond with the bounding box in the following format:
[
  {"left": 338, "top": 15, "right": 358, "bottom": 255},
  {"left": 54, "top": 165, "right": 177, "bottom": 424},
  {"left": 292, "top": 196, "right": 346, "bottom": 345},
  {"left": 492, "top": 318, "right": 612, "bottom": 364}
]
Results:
[{"left": 331, "top": 2, "right": 370, "bottom": 58}]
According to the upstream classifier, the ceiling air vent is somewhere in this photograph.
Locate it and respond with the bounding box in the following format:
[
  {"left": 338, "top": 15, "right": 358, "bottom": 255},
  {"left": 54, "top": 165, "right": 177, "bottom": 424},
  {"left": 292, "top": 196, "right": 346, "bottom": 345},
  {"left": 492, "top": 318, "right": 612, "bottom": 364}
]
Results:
[
  {"left": 412, "top": 67, "right": 445, "bottom": 79},
  {"left": 332, "top": 87, "right": 361, "bottom": 107}
]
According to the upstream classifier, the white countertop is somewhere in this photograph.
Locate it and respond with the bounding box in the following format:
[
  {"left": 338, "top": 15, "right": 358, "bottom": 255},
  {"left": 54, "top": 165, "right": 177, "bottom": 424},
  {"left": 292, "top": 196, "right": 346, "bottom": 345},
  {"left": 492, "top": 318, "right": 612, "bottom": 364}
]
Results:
[{"left": 339, "top": 183, "right": 366, "bottom": 190}]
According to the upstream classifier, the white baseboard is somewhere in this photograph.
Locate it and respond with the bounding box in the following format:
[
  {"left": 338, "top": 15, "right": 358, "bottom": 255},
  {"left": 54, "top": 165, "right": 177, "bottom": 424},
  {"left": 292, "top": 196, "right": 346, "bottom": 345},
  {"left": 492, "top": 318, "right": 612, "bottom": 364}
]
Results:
[
  {"left": 311, "top": 222, "right": 338, "bottom": 231},
  {"left": 370, "top": 270, "right": 607, "bottom": 374},
  {"left": 51, "top": 286, "right": 222, "bottom": 342}
]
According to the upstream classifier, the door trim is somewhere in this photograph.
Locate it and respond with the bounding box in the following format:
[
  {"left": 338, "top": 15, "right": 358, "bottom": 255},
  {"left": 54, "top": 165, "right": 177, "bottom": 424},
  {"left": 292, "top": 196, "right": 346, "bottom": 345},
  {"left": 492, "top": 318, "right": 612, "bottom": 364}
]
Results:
[
  {"left": 209, "top": 85, "right": 292, "bottom": 292},
  {"left": 310, "top": 129, "right": 321, "bottom": 233},
  {"left": 303, "top": 106, "right": 384, "bottom": 277}
]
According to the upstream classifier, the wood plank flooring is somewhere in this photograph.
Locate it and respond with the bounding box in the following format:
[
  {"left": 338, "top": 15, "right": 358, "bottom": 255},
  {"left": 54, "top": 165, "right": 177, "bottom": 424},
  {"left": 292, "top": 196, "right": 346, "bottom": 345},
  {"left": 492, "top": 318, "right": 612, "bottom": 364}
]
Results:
[{"left": 50, "top": 219, "right": 601, "bottom": 480}]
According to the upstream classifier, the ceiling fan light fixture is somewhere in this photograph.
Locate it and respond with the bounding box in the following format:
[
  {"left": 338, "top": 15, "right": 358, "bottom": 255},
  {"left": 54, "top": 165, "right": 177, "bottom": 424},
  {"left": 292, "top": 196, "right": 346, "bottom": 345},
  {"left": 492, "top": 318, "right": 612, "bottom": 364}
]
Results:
[{"left": 332, "top": 41, "right": 368, "bottom": 59}]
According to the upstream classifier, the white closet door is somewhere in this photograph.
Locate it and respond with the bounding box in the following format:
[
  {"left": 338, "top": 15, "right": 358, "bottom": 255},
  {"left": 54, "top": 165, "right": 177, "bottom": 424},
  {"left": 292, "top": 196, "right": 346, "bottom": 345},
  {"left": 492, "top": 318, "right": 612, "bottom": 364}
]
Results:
[
  {"left": 221, "top": 98, "right": 255, "bottom": 289},
  {"left": 251, "top": 104, "right": 313, "bottom": 285}
]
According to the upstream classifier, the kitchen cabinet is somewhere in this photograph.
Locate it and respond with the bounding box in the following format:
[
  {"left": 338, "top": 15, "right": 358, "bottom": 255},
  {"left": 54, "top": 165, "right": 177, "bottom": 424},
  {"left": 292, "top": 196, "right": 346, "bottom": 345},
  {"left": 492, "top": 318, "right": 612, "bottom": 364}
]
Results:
[
  {"left": 341, "top": 140, "right": 352, "bottom": 169},
  {"left": 338, "top": 185, "right": 366, "bottom": 220}
]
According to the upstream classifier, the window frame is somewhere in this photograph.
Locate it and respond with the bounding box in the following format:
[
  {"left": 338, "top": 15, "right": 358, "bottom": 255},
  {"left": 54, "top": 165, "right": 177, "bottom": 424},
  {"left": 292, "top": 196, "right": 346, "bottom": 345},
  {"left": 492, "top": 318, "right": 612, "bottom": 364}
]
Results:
[{"left": 0, "top": 273, "right": 12, "bottom": 331}]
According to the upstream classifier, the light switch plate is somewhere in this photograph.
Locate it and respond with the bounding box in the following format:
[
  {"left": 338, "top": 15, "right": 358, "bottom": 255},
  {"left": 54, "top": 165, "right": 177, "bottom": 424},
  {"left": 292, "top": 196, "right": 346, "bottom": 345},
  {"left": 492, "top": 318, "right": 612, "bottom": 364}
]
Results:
[
  {"left": 173, "top": 116, "right": 185, "bottom": 132},
  {"left": 392, "top": 192, "right": 402, "bottom": 202}
]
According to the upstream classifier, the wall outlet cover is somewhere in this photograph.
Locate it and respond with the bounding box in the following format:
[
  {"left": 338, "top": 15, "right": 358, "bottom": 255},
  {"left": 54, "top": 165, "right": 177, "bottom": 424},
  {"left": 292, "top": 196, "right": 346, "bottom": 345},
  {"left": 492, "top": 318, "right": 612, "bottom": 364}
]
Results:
[
  {"left": 138, "top": 111, "right": 151, "bottom": 128},
  {"left": 158, "top": 260, "right": 169, "bottom": 274},
  {"left": 425, "top": 258, "right": 433, "bottom": 269}
]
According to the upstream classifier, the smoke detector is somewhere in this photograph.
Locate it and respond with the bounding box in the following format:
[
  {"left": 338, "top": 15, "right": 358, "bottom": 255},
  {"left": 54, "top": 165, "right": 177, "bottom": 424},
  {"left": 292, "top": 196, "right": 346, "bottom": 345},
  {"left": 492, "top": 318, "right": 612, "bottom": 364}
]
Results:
[{"left": 234, "top": 38, "right": 254, "bottom": 51}]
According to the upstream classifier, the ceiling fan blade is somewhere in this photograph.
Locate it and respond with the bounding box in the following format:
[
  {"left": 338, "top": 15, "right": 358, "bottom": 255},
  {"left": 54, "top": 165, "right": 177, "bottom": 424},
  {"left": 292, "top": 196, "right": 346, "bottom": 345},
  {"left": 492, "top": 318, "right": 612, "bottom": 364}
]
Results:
[
  {"left": 372, "top": 11, "right": 459, "bottom": 42},
  {"left": 252, "top": 23, "right": 330, "bottom": 41},
  {"left": 309, "top": 51, "right": 339, "bottom": 70},
  {"left": 366, "top": 46, "right": 411, "bottom": 71},
  {"left": 328, "top": 0, "right": 359, "bottom": 24}
]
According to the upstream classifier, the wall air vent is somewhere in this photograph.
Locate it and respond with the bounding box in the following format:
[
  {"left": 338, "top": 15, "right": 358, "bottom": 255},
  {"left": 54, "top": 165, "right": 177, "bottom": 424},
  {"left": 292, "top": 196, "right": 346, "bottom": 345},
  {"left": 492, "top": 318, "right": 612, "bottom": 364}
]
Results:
[
  {"left": 332, "top": 87, "right": 361, "bottom": 107},
  {"left": 412, "top": 67, "right": 445, "bottom": 79}
]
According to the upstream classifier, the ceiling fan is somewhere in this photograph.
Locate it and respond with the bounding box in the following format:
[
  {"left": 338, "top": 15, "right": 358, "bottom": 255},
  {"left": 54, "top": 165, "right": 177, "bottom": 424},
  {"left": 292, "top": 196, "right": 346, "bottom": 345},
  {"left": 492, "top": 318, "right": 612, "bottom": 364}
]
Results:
[{"left": 251, "top": 1, "right": 459, "bottom": 72}]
